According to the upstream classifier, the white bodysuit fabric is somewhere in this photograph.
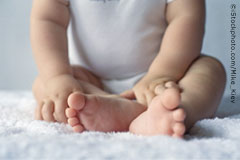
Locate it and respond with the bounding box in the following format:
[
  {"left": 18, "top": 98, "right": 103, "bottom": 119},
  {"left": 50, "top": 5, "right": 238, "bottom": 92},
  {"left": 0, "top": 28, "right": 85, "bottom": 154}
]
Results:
[{"left": 67, "top": 0, "right": 175, "bottom": 94}]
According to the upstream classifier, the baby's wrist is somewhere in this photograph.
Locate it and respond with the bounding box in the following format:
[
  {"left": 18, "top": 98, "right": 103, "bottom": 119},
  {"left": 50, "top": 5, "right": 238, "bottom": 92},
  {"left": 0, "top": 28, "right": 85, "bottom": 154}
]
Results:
[
  {"left": 145, "top": 72, "right": 177, "bottom": 82},
  {"left": 40, "top": 72, "right": 74, "bottom": 85},
  {"left": 38, "top": 62, "right": 73, "bottom": 80}
]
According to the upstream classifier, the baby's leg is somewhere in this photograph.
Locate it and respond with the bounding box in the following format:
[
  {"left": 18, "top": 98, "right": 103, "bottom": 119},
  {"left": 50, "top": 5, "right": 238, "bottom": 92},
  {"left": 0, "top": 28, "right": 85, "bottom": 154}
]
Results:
[
  {"left": 129, "top": 55, "right": 226, "bottom": 137},
  {"left": 178, "top": 56, "right": 226, "bottom": 130}
]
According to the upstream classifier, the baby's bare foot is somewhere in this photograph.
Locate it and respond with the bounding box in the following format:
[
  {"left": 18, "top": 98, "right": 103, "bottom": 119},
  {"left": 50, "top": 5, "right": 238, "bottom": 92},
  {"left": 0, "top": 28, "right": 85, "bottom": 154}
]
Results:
[
  {"left": 129, "top": 86, "right": 186, "bottom": 138},
  {"left": 65, "top": 92, "right": 146, "bottom": 133}
]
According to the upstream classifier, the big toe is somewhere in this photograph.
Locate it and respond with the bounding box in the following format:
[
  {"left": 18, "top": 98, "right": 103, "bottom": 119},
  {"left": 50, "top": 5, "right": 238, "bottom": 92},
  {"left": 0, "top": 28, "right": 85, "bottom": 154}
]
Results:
[
  {"left": 68, "top": 92, "right": 86, "bottom": 110},
  {"left": 161, "top": 88, "right": 181, "bottom": 110}
]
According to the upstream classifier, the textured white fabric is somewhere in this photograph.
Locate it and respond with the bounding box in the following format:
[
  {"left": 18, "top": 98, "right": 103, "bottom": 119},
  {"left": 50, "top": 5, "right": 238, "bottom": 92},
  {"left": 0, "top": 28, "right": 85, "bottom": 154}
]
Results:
[
  {"left": 0, "top": 91, "right": 240, "bottom": 159},
  {"left": 68, "top": 0, "right": 168, "bottom": 79}
]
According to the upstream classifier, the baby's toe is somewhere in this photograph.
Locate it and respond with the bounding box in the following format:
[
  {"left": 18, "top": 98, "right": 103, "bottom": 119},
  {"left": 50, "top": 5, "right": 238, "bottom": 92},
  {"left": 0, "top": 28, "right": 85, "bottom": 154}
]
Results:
[
  {"left": 173, "top": 108, "right": 186, "bottom": 122},
  {"left": 68, "top": 92, "right": 85, "bottom": 110},
  {"left": 73, "top": 124, "right": 84, "bottom": 133},
  {"left": 172, "top": 122, "right": 185, "bottom": 137},
  {"left": 161, "top": 88, "right": 181, "bottom": 110},
  {"left": 66, "top": 108, "right": 77, "bottom": 118},
  {"left": 68, "top": 117, "right": 79, "bottom": 127},
  {"left": 66, "top": 107, "right": 85, "bottom": 132}
]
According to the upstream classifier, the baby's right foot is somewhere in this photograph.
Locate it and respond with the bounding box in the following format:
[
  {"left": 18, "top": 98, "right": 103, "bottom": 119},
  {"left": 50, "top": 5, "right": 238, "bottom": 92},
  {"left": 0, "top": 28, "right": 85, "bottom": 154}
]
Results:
[
  {"left": 65, "top": 92, "right": 146, "bottom": 133},
  {"left": 129, "top": 85, "right": 186, "bottom": 138}
]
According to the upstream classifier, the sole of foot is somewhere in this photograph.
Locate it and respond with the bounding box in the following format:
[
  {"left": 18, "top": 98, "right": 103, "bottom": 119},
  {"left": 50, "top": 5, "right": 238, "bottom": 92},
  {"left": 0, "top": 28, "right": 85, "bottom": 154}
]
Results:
[
  {"left": 129, "top": 85, "right": 186, "bottom": 138},
  {"left": 66, "top": 92, "right": 146, "bottom": 133}
]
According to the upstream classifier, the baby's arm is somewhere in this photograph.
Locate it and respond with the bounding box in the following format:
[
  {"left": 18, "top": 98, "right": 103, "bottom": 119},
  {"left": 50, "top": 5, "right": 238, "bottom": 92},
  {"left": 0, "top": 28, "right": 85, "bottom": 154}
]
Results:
[
  {"left": 148, "top": 0, "right": 205, "bottom": 81},
  {"left": 31, "top": 0, "right": 71, "bottom": 81},
  {"left": 31, "top": 0, "right": 82, "bottom": 123},
  {"left": 121, "top": 0, "right": 205, "bottom": 106}
]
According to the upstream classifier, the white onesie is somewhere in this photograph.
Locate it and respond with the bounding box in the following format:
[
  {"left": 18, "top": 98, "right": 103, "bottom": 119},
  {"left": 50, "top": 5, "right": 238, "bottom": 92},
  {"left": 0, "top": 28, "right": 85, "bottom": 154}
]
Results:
[{"left": 67, "top": 0, "right": 175, "bottom": 94}]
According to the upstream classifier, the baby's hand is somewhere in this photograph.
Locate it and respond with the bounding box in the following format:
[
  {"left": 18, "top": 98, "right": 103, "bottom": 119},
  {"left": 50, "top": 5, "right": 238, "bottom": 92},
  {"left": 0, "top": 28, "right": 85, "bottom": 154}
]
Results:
[
  {"left": 120, "top": 74, "right": 180, "bottom": 106},
  {"left": 35, "top": 74, "right": 83, "bottom": 123}
]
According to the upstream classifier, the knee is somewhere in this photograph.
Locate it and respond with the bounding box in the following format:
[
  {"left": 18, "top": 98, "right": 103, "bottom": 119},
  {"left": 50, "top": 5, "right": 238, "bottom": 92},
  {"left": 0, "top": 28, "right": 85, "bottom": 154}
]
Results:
[{"left": 200, "top": 56, "right": 226, "bottom": 83}]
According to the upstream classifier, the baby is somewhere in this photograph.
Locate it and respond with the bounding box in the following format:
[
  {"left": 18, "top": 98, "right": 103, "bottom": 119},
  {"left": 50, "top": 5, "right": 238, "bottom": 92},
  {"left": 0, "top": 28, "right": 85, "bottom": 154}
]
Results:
[{"left": 31, "top": 0, "right": 226, "bottom": 138}]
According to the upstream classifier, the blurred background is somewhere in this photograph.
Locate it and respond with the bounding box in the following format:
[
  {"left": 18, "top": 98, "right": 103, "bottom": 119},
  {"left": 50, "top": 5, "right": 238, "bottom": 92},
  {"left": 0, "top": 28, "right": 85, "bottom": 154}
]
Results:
[{"left": 0, "top": 0, "right": 239, "bottom": 109}]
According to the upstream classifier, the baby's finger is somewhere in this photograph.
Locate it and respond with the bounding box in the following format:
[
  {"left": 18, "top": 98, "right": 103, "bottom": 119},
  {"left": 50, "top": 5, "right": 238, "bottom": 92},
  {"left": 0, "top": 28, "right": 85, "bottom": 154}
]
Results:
[
  {"left": 154, "top": 85, "right": 166, "bottom": 95},
  {"left": 165, "top": 81, "right": 183, "bottom": 93},
  {"left": 145, "top": 91, "right": 155, "bottom": 106},
  {"left": 120, "top": 89, "right": 136, "bottom": 100},
  {"left": 35, "top": 102, "right": 43, "bottom": 120},
  {"left": 135, "top": 92, "right": 147, "bottom": 106},
  {"left": 42, "top": 100, "right": 55, "bottom": 122},
  {"left": 54, "top": 99, "right": 68, "bottom": 123}
]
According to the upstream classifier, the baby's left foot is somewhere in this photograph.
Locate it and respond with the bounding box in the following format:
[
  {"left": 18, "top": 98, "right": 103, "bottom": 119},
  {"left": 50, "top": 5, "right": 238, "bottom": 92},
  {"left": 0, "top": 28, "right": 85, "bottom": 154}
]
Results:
[
  {"left": 65, "top": 92, "right": 146, "bottom": 133},
  {"left": 129, "top": 86, "right": 186, "bottom": 138}
]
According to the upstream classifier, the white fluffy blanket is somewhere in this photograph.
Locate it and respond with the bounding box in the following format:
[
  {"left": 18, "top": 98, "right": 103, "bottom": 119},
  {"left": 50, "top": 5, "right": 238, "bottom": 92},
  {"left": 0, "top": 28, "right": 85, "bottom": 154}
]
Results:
[{"left": 0, "top": 91, "right": 240, "bottom": 160}]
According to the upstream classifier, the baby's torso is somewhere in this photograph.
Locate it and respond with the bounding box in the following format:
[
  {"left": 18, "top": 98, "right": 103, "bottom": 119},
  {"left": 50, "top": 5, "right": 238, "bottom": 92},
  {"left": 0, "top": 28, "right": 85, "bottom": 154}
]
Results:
[{"left": 68, "top": 0, "right": 168, "bottom": 79}]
